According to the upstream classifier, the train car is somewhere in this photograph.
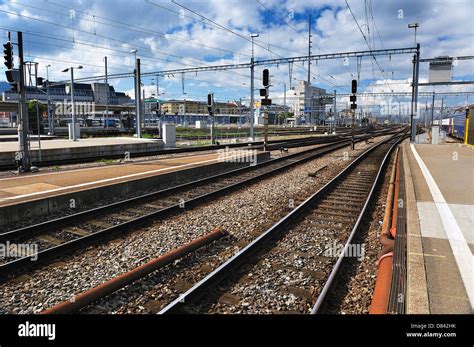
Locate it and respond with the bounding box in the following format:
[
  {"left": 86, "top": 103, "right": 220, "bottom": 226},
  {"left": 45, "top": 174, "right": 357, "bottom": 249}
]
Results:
[
  {"left": 433, "top": 110, "right": 467, "bottom": 141},
  {"left": 451, "top": 111, "right": 467, "bottom": 140}
]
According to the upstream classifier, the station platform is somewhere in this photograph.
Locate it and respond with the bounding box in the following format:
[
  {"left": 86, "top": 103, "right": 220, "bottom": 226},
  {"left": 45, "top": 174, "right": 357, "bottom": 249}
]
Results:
[
  {"left": 0, "top": 137, "right": 164, "bottom": 166},
  {"left": 0, "top": 150, "right": 269, "bottom": 227},
  {"left": 403, "top": 140, "right": 473, "bottom": 314},
  {"left": 0, "top": 134, "right": 59, "bottom": 142}
]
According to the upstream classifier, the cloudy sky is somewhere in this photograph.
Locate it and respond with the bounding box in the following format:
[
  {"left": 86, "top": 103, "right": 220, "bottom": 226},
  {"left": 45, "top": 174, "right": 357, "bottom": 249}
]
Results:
[{"left": 0, "top": 0, "right": 473, "bottom": 110}]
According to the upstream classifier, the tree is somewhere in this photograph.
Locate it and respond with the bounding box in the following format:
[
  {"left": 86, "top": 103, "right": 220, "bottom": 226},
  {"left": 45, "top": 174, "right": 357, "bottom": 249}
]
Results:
[{"left": 28, "top": 100, "right": 46, "bottom": 134}]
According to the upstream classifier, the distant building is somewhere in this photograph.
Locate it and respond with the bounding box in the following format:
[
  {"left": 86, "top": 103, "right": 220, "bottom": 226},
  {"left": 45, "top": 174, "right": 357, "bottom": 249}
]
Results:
[
  {"left": 160, "top": 99, "right": 245, "bottom": 115},
  {"left": 292, "top": 81, "right": 333, "bottom": 124},
  {"left": 1, "top": 82, "right": 131, "bottom": 106},
  {"left": 254, "top": 103, "right": 291, "bottom": 125}
]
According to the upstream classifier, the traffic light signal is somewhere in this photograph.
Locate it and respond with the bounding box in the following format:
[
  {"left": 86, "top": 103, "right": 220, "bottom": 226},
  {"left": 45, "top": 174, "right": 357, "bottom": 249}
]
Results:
[
  {"left": 207, "top": 92, "right": 214, "bottom": 114},
  {"left": 3, "top": 41, "right": 13, "bottom": 69},
  {"left": 207, "top": 92, "right": 214, "bottom": 107},
  {"left": 351, "top": 79, "right": 357, "bottom": 94},
  {"left": 263, "top": 69, "right": 270, "bottom": 87}
]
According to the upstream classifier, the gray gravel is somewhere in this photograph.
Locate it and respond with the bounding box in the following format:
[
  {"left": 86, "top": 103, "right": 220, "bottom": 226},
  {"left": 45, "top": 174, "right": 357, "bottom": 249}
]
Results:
[{"left": 0, "top": 136, "right": 388, "bottom": 314}]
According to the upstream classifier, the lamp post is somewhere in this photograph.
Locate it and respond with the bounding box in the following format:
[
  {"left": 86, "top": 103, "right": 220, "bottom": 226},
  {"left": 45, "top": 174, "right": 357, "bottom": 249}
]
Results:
[
  {"left": 131, "top": 49, "right": 142, "bottom": 138},
  {"left": 249, "top": 33, "right": 259, "bottom": 141},
  {"left": 104, "top": 56, "right": 109, "bottom": 128},
  {"left": 408, "top": 23, "right": 419, "bottom": 45},
  {"left": 62, "top": 65, "right": 83, "bottom": 141},
  {"left": 45, "top": 64, "right": 53, "bottom": 135}
]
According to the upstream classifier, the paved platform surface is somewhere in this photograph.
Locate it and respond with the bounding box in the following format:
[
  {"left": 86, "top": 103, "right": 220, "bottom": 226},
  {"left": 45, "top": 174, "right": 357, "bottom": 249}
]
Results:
[
  {"left": 0, "top": 137, "right": 160, "bottom": 152},
  {"left": 0, "top": 152, "right": 235, "bottom": 207},
  {"left": 0, "top": 135, "right": 59, "bottom": 142},
  {"left": 404, "top": 141, "right": 473, "bottom": 314}
]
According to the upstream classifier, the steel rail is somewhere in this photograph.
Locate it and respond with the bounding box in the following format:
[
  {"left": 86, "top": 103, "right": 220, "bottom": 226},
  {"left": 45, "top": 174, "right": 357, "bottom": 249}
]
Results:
[
  {"left": 158, "top": 131, "right": 408, "bottom": 314},
  {"left": 310, "top": 133, "right": 407, "bottom": 313},
  {"left": 0, "top": 132, "right": 391, "bottom": 278},
  {"left": 0, "top": 129, "right": 371, "bottom": 171}
]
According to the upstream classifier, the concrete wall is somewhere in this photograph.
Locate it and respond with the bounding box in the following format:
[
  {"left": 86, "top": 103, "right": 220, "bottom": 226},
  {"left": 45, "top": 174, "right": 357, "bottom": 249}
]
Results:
[
  {"left": 0, "top": 151, "right": 270, "bottom": 228},
  {"left": 0, "top": 140, "right": 165, "bottom": 165}
]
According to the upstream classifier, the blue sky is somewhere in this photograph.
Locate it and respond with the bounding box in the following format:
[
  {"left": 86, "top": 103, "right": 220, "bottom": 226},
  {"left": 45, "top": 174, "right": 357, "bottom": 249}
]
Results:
[{"left": 0, "top": 0, "right": 473, "bottom": 109}]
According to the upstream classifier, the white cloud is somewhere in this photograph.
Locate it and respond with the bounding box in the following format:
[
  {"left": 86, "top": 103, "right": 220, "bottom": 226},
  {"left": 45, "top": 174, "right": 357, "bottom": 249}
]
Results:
[{"left": 0, "top": 0, "right": 472, "bottom": 109}]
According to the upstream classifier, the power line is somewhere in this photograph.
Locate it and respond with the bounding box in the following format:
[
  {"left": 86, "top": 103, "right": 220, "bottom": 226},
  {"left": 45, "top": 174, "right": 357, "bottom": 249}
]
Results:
[
  {"left": 0, "top": 8, "right": 247, "bottom": 72},
  {"left": 169, "top": 0, "right": 347, "bottom": 92},
  {"left": 345, "top": 0, "right": 388, "bottom": 82},
  {"left": 10, "top": 0, "right": 251, "bottom": 59}
]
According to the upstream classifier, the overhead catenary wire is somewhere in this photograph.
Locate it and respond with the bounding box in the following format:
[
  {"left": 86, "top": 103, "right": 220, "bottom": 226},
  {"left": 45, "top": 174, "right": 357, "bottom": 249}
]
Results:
[{"left": 9, "top": 0, "right": 252, "bottom": 59}]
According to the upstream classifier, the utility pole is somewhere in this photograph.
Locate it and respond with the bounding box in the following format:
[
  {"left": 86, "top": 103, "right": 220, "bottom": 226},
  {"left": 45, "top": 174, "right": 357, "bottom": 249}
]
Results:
[
  {"left": 283, "top": 82, "right": 286, "bottom": 127},
  {"left": 261, "top": 69, "right": 271, "bottom": 151},
  {"left": 70, "top": 68, "right": 77, "bottom": 141},
  {"left": 155, "top": 74, "right": 160, "bottom": 97},
  {"left": 410, "top": 44, "right": 420, "bottom": 142},
  {"left": 239, "top": 97, "right": 242, "bottom": 127},
  {"left": 46, "top": 64, "right": 53, "bottom": 135},
  {"left": 134, "top": 58, "right": 142, "bottom": 138},
  {"left": 207, "top": 92, "right": 216, "bottom": 145},
  {"left": 250, "top": 33, "right": 259, "bottom": 141},
  {"left": 250, "top": 59, "right": 255, "bottom": 140},
  {"left": 33, "top": 62, "right": 42, "bottom": 161},
  {"left": 414, "top": 45, "right": 420, "bottom": 138},
  {"left": 333, "top": 90, "right": 337, "bottom": 133},
  {"left": 350, "top": 80, "right": 357, "bottom": 150},
  {"left": 17, "top": 31, "right": 31, "bottom": 171},
  {"left": 307, "top": 14, "right": 312, "bottom": 85},
  {"left": 431, "top": 92, "right": 436, "bottom": 127},
  {"left": 104, "top": 56, "right": 109, "bottom": 128}
]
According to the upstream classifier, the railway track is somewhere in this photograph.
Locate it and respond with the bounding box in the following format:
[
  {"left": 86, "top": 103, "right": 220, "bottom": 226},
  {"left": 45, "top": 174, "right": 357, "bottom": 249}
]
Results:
[
  {"left": 158, "top": 131, "right": 407, "bottom": 314},
  {"left": 0, "top": 126, "right": 395, "bottom": 171},
  {"left": 0, "top": 130, "right": 396, "bottom": 279}
]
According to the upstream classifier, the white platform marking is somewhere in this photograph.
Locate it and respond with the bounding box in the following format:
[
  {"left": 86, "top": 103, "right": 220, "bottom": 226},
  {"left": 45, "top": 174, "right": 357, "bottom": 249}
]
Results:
[{"left": 410, "top": 144, "right": 474, "bottom": 309}]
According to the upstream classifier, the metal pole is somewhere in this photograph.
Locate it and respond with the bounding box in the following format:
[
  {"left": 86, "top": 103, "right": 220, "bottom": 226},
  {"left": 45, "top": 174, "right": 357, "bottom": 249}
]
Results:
[
  {"left": 239, "top": 97, "right": 242, "bottom": 126},
  {"left": 143, "top": 88, "right": 146, "bottom": 128},
  {"left": 250, "top": 56, "right": 255, "bottom": 141},
  {"left": 333, "top": 90, "right": 337, "bottom": 133},
  {"left": 307, "top": 14, "right": 312, "bottom": 85},
  {"left": 210, "top": 94, "right": 215, "bottom": 145},
  {"left": 283, "top": 82, "right": 286, "bottom": 127},
  {"left": 410, "top": 54, "right": 416, "bottom": 142},
  {"left": 263, "top": 105, "right": 268, "bottom": 151},
  {"left": 70, "top": 67, "right": 77, "bottom": 141},
  {"left": 104, "top": 56, "right": 108, "bottom": 128},
  {"left": 351, "top": 108, "right": 355, "bottom": 150},
  {"left": 135, "top": 58, "right": 142, "bottom": 138},
  {"left": 411, "top": 45, "right": 420, "bottom": 142},
  {"left": 34, "top": 63, "right": 42, "bottom": 161},
  {"left": 156, "top": 75, "right": 160, "bottom": 96},
  {"left": 17, "top": 31, "right": 31, "bottom": 171},
  {"left": 46, "top": 66, "right": 53, "bottom": 135},
  {"left": 430, "top": 92, "right": 436, "bottom": 127}
]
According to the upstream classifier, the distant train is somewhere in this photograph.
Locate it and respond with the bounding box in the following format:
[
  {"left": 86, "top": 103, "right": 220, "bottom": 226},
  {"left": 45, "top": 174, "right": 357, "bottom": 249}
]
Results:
[{"left": 433, "top": 110, "right": 467, "bottom": 141}]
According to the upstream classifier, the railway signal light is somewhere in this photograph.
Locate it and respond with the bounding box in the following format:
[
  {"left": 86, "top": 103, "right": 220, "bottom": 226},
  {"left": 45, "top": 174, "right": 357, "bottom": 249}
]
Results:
[
  {"left": 263, "top": 69, "right": 270, "bottom": 88},
  {"left": 351, "top": 79, "right": 357, "bottom": 94},
  {"left": 207, "top": 92, "right": 214, "bottom": 114},
  {"left": 207, "top": 92, "right": 214, "bottom": 107},
  {"left": 3, "top": 41, "right": 14, "bottom": 69}
]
